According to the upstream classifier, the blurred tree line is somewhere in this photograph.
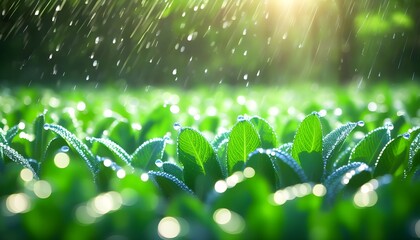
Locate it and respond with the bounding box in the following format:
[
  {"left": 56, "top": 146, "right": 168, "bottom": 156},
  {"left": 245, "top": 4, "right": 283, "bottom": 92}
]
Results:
[{"left": 0, "top": 0, "right": 419, "bottom": 87}]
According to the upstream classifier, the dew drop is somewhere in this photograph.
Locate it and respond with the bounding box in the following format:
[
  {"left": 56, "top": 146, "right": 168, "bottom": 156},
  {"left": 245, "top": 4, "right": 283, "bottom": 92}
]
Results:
[
  {"left": 357, "top": 121, "right": 365, "bottom": 127},
  {"left": 385, "top": 122, "right": 394, "bottom": 130},
  {"left": 173, "top": 122, "right": 182, "bottom": 131},
  {"left": 60, "top": 146, "right": 70, "bottom": 152},
  {"left": 43, "top": 124, "right": 50, "bottom": 130},
  {"left": 155, "top": 159, "right": 163, "bottom": 168},
  {"left": 403, "top": 133, "right": 410, "bottom": 139},
  {"left": 311, "top": 111, "right": 320, "bottom": 117},
  {"left": 237, "top": 115, "right": 245, "bottom": 121}
]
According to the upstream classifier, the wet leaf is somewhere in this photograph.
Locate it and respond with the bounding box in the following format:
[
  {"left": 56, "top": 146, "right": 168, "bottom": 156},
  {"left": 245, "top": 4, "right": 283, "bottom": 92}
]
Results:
[
  {"left": 227, "top": 120, "right": 261, "bottom": 174},
  {"left": 349, "top": 127, "right": 391, "bottom": 166},
  {"left": 291, "top": 113, "right": 323, "bottom": 182}
]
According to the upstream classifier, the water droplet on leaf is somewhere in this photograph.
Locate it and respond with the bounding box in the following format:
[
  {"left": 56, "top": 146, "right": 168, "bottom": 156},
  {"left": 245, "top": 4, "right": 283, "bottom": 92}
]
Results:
[
  {"left": 60, "top": 146, "right": 70, "bottom": 152},
  {"left": 403, "top": 133, "right": 410, "bottom": 139},
  {"left": 173, "top": 122, "right": 182, "bottom": 131},
  {"left": 357, "top": 121, "right": 365, "bottom": 127},
  {"left": 155, "top": 159, "right": 163, "bottom": 168}
]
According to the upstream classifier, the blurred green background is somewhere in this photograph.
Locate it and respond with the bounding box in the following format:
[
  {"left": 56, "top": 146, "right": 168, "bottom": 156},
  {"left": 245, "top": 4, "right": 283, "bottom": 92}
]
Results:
[{"left": 1, "top": 0, "right": 419, "bottom": 87}]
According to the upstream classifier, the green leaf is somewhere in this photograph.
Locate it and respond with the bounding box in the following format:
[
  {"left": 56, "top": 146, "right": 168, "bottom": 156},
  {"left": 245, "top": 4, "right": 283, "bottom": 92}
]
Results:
[
  {"left": 349, "top": 126, "right": 391, "bottom": 166},
  {"left": 32, "top": 111, "right": 47, "bottom": 161},
  {"left": 227, "top": 120, "right": 261, "bottom": 174},
  {"left": 248, "top": 149, "right": 307, "bottom": 189},
  {"left": 277, "top": 142, "right": 293, "bottom": 155},
  {"left": 178, "top": 128, "right": 222, "bottom": 192},
  {"left": 5, "top": 124, "right": 20, "bottom": 143},
  {"left": 249, "top": 116, "right": 277, "bottom": 148},
  {"left": 291, "top": 113, "right": 323, "bottom": 182},
  {"left": 246, "top": 149, "right": 278, "bottom": 190},
  {"left": 323, "top": 122, "right": 358, "bottom": 175},
  {"left": 162, "top": 162, "right": 184, "bottom": 181},
  {"left": 324, "top": 162, "right": 372, "bottom": 206},
  {"left": 211, "top": 131, "right": 230, "bottom": 149},
  {"left": 408, "top": 132, "right": 420, "bottom": 177},
  {"left": 216, "top": 138, "right": 229, "bottom": 178},
  {"left": 0, "top": 129, "right": 7, "bottom": 144},
  {"left": 148, "top": 171, "right": 194, "bottom": 199},
  {"left": 131, "top": 138, "right": 166, "bottom": 170},
  {"left": 270, "top": 149, "right": 308, "bottom": 188},
  {"left": 374, "top": 134, "right": 410, "bottom": 177},
  {"left": 44, "top": 124, "right": 98, "bottom": 175},
  {"left": 0, "top": 142, "right": 38, "bottom": 179},
  {"left": 87, "top": 137, "right": 131, "bottom": 166},
  {"left": 108, "top": 120, "right": 137, "bottom": 153}
]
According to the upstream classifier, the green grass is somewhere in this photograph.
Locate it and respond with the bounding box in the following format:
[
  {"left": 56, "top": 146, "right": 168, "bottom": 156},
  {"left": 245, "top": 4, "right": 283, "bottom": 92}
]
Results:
[{"left": 0, "top": 82, "right": 420, "bottom": 239}]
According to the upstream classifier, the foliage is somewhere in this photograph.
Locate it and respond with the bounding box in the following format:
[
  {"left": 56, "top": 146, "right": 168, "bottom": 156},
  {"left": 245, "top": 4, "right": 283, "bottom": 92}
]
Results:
[{"left": 1, "top": 84, "right": 420, "bottom": 239}]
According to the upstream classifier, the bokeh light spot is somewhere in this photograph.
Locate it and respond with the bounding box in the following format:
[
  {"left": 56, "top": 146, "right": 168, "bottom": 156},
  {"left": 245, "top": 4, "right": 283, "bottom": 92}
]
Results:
[
  {"left": 6, "top": 193, "right": 30, "bottom": 214},
  {"left": 33, "top": 180, "right": 52, "bottom": 199},
  {"left": 54, "top": 152, "right": 70, "bottom": 168},
  {"left": 312, "top": 184, "right": 327, "bottom": 197},
  {"left": 20, "top": 168, "right": 34, "bottom": 182},
  {"left": 158, "top": 217, "right": 181, "bottom": 239}
]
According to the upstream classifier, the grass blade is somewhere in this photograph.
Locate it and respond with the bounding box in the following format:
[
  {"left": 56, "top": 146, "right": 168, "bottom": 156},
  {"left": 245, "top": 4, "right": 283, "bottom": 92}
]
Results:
[
  {"left": 227, "top": 119, "right": 261, "bottom": 174},
  {"left": 44, "top": 123, "right": 98, "bottom": 175}
]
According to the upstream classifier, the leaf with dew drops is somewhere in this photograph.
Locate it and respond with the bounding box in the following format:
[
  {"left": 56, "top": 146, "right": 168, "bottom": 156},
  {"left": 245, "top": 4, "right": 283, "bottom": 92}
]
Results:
[
  {"left": 216, "top": 138, "right": 229, "bottom": 179},
  {"left": 269, "top": 149, "right": 308, "bottom": 188},
  {"left": 32, "top": 110, "right": 48, "bottom": 161},
  {"left": 227, "top": 119, "right": 261, "bottom": 174},
  {"left": 0, "top": 129, "right": 7, "bottom": 145},
  {"left": 178, "top": 127, "right": 222, "bottom": 193},
  {"left": 249, "top": 116, "right": 277, "bottom": 149},
  {"left": 0, "top": 142, "right": 38, "bottom": 179},
  {"left": 374, "top": 134, "right": 410, "bottom": 178},
  {"left": 131, "top": 138, "right": 166, "bottom": 170},
  {"left": 148, "top": 171, "right": 194, "bottom": 199},
  {"left": 323, "top": 122, "right": 358, "bottom": 176},
  {"left": 323, "top": 162, "right": 372, "bottom": 206},
  {"left": 349, "top": 126, "right": 391, "bottom": 166},
  {"left": 291, "top": 112, "right": 323, "bottom": 182},
  {"left": 407, "top": 132, "right": 420, "bottom": 178},
  {"left": 44, "top": 123, "right": 98, "bottom": 176},
  {"left": 162, "top": 162, "right": 184, "bottom": 181},
  {"left": 211, "top": 131, "right": 230, "bottom": 150},
  {"left": 87, "top": 137, "right": 131, "bottom": 166},
  {"left": 277, "top": 142, "right": 293, "bottom": 155},
  {"left": 5, "top": 124, "right": 21, "bottom": 143}
]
